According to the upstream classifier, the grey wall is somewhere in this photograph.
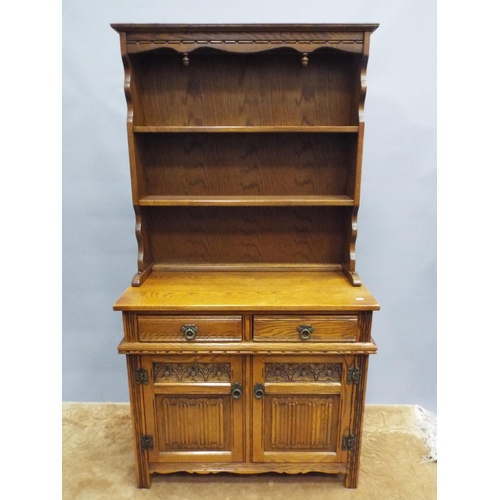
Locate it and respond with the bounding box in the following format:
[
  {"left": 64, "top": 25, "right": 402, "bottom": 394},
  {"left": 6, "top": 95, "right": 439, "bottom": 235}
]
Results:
[{"left": 63, "top": 0, "right": 436, "bottom": 411}]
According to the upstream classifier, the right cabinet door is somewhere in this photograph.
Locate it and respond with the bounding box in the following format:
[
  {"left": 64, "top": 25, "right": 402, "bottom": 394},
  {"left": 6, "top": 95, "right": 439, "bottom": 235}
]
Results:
[{"left": 252, "top": 355, "right": 354, "bottom": 463}]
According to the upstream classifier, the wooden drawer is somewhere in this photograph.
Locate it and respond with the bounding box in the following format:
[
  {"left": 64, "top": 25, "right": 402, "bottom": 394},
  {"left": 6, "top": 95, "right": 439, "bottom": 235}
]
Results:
[
  {"left": 253, "top": 315, "right": 358, "bottom": 342},
  {"left": 138, "top": 315, "right": 242, "bottom": 342}
]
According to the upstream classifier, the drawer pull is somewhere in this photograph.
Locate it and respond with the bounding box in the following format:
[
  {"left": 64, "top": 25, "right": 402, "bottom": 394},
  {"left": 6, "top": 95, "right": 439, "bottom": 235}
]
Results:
[
  {"left": 254, "top": 382, "right": 265, "bottom": 399},
  {"left": 297, "top": 324, "right": 314, "bottom": 341},
  {"left": 231, "top": 382, "right": 243, "bottom": 399},
  {"left": 180, "top": 324, "right": 198, "bottom": 341}
]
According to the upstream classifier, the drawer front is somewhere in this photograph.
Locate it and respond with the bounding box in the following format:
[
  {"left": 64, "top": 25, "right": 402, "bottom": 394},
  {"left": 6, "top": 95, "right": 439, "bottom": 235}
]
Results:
[
  {"left": 253, "top": 315, "right": 358, "bottom": 342},
  {"left": 138, "top": 315, "right": 242, "bottom": 342}
]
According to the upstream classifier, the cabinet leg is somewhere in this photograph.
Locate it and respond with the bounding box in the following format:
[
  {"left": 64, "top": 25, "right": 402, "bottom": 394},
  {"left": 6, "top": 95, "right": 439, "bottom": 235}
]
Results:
[
  {"left": 344, "top": 463, "right": 359, "bottom": 488},
  {"left": 126, "top": 355, "right": 151, "bottom": 489}
]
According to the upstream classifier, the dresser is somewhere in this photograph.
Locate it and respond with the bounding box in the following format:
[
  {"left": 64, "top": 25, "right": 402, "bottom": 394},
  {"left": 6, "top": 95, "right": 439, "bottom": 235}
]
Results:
[{"left": 112, "top": 23, "right": 379, "bottom": 489}]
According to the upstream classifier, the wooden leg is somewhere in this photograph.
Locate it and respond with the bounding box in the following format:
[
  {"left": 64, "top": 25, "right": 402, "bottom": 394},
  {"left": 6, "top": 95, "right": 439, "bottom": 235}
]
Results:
[
  {"left": 344, "top": 355, "right": 369, "bottom": 489},
  {"left": 126, "top": 355, "right": 151, "bottom": 489},
  {"left": 344, "top": 464, "right": 359, "bottom": 488}
]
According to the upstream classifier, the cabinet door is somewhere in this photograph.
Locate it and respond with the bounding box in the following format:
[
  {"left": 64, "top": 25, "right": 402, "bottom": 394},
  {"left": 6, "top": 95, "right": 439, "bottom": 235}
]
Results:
[
  {"left": 142, "top": 355, "right": 244, "bottom": 463},
  {"left": 252, "top": 355, "right": 354, "bottom": 463}
]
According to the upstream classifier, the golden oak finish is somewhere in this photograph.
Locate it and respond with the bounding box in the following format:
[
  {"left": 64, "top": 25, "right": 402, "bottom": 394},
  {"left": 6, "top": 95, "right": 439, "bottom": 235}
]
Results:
[
  {"left": 125, "top": 355, "right": 151, "bottom": 488},
  {"left": 253, "top": 315, "right": 358, "bottom": 342},
  {"left": 137, "top": 315, "right": 242, "bottom": 342},
  {"left": 112, "top": 24, "right": 378, "bottom": 283},
  {"left": 114, "top": 271, "right": 379, "bottom": 312},
  {"left": 142, "top": 355, "right": 244, "bottom": 463},
  {"left": 252, "top": 355, "right": 353, "bottom": 463},
  {"left": 117, "top": 339, "right": 378, "bottom": 355},
  {"left": 112, "top": 23, "right": 379, "bottom": 490},
  {"left": 134, "top": 126, "right": 359, "bottom": 133}
]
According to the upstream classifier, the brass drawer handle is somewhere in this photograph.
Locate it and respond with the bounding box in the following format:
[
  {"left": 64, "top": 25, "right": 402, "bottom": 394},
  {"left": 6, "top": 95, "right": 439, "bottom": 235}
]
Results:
[
  {"left": 180, "top": 324, "right": 198, "bottom": 341},
  {"left": 297, "top": 324, "right": 314, "bottom": 341},
  {"left": 231, "top": 382, "right": 243, "bottom": 399},
  {"left": 254, "top": 382, "right": 265, "bottom": 399}
]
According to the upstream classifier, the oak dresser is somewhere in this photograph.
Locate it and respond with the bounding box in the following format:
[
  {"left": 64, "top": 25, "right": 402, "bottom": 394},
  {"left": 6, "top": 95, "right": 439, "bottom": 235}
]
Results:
[{"left": 112, "top": 23, "right": 379, "bottom": 489}]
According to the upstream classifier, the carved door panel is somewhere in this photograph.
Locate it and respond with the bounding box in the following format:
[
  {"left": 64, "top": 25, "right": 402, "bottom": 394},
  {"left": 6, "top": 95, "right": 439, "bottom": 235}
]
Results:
[
  {"left": 142, "top": 355, "right": 244, "bottom": 463},
  {"left": 252, "top": 355, "right": 354, "bottom": 463}
]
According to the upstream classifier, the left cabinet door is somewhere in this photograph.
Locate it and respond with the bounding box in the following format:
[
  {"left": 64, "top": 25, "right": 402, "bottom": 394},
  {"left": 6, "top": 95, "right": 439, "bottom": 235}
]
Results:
[{"left": 142, "top": 355, "right": 244, "bottom": 463}]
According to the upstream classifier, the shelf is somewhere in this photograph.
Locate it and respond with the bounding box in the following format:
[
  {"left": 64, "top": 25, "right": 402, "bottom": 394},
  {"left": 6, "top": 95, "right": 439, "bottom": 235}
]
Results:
[
  {"left": 114, "top": 271, "right": 380, "bottom": 312},
  {"left": 133, "top": 126, "right": 359, "bottom": 134},
  {"left": 139, "top": 195, "right": 355, "bottom": 207}
]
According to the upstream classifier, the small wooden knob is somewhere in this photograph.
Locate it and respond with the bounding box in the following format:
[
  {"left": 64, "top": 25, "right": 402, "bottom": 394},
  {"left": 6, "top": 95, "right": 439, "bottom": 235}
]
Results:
[
  {"left": 182, "top": 53, "right": 190, "bottom": 66},
  {"left": 301, "top": 53, "right": 309, "bottom": 67}
]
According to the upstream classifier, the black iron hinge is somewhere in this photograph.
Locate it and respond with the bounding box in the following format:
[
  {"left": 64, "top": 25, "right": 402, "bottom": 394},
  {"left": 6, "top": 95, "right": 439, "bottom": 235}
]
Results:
[
  {"left": 347, "top": 367, "right": 360, "bottom": 385},
  {"left": 135, "top": 368, "right": 149, "bottom": 385},
  {"left": 141, "top": 435, "right": 153, "bottom": 451},
  {"left": 342, "top": 435, "right": 356, "bottom": 451}
]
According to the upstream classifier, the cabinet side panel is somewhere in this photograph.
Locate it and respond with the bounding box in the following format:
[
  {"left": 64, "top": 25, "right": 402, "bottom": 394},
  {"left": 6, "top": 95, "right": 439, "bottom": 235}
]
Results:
[
  {"left": 120, "top": 34, "right": 153, "bottom": 285},
  {"left": 125, "top": 355, "right": 151, "bottom": 488},
  {"left": 345, "top": 355, "right": 369, "bottom": 488}
]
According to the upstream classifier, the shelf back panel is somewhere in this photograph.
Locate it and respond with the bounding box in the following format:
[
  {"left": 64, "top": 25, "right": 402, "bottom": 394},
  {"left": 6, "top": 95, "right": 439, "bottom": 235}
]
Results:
[
  {"left": 135, "top": 133, "right": 357, "bottom": 198},
  {"left": 131, "top": 50, "right": 361, "bottom": 127},
  {"left": 145, "top": 206, "right": 349, "bottom": 266}
]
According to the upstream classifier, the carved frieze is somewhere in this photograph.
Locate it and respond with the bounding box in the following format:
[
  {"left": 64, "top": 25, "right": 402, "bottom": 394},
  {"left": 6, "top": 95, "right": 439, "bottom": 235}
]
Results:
[
  {"left": 265, "top": 363, "right": 342, "bottom": 382},
  {"left": 153, "top": 363, "right": 231, "bottom": 383}
]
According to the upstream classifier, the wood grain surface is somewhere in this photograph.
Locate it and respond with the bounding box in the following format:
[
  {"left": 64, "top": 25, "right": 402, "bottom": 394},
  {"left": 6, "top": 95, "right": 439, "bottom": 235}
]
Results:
[
  {"left": 142, "top": 354, "right": 245, "bottom": 464},
  {"left": 130, "top": 50, "right": 360, "bottom": 127},
  {"left": 134, "top": 133, "right": 357, "bottom": 198},
  {"left": 253, "top": 315, "right": 358, "bottom": 342},
  {"left": 138, "top": 315, "right": 242, "bottom": 342},
  {"left": 114, "top": 271, "right": 379, "bottom": 312},
  {"left": 145, "top": 206, "right": 349, "bottom": 266},
  {"left": 112, "top": 24, "right": 380, "bottom": 490}
]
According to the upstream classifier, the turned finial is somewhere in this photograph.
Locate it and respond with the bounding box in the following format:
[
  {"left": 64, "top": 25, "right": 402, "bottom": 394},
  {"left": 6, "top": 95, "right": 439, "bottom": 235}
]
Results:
[
  {"left": 301, "top": 53, "right": 309, "bottom": 67},
  {"left": 182, "top": 53, "right": 190, "bottom": 66}
]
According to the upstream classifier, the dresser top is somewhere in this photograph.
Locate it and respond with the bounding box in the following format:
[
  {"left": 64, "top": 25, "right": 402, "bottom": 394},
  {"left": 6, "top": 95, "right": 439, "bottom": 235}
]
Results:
[
  {"left": 111, "top": 24, "right": 379, "bottom": 33},
  {"left": 114, "top": 271, "right": 379, "bottom": 312}
]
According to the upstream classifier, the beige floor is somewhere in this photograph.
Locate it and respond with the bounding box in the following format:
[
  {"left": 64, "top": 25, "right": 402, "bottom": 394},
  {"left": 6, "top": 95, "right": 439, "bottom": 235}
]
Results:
[{"left": 62, "top": 403, "right": 436, "bottom": 500}]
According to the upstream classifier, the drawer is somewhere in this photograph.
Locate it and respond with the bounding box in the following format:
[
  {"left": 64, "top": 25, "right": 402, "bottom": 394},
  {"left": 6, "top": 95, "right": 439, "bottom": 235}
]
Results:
[
  {"left": 138, "top": 315, "right": 242, "bottom": 342},
  {"left": 253, "top": 315, "right": 358, "bottom": 342}
]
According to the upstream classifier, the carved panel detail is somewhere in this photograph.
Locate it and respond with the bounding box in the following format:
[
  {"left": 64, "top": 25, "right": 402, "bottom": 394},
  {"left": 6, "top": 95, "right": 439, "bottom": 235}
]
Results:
[
  {"left": 163, "top": 398, "right": 225, "bottom": 449},
  {"left": 271, "top": 398, "right": 334, "bottom": 448},
  {"left": 265, "top": 363, "right": 342, "bottom": 382},
  {"left": 153, "top": 363, "right": 231, "bottom": 383}
]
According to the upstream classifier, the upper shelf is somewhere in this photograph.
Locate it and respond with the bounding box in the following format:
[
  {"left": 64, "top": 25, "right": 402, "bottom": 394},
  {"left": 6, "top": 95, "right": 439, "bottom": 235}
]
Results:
[{"left": 133, "top": 126, "right": 359, "bottom": 134}]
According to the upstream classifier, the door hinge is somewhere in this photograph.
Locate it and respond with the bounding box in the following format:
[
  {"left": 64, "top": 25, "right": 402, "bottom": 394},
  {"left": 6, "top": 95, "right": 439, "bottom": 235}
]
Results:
[
  {"left": 342, "top": 435, "right": 356, "bottom": 451},
  {"left": 140, "top": 435, "right": 153, "bottom": 451},
  {"left": 135, "top": 368, "right": 149, "bottom": 385},
  {"left": 347, "top": 367, "right": 360, "bottom": 385}
]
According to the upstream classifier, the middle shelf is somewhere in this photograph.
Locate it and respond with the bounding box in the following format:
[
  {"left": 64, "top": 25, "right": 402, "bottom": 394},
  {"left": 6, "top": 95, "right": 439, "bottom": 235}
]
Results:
[
  {"left": 133, "top": 126, "right": 359, "bottom": 133},
  {"left": 138, "top": 195, "right": 354, "bottom": 207},
  {"left": 133, "top": 132, "right": 359, "bottom": 200}
]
